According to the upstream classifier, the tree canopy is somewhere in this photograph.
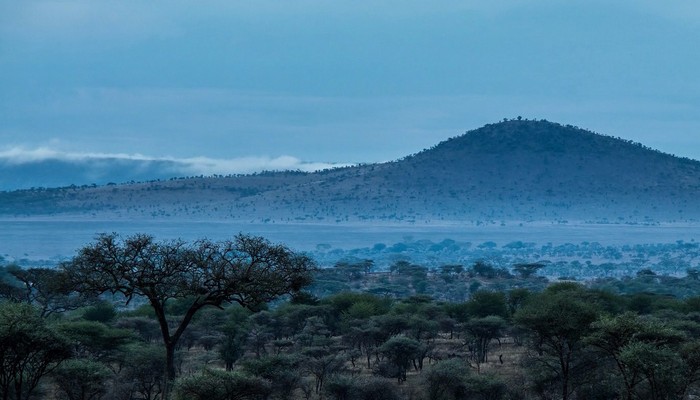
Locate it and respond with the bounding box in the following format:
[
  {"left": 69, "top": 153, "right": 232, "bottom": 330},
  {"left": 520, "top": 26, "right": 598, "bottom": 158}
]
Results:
[{"left": 63, "top": 233, "right": 316, "bottom": 388}]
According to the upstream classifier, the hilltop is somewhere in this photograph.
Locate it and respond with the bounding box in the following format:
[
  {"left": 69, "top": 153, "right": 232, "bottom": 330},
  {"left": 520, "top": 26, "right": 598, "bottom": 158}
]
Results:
[{"left": 2, "top": 119, "right": 699, "bottom": 225}]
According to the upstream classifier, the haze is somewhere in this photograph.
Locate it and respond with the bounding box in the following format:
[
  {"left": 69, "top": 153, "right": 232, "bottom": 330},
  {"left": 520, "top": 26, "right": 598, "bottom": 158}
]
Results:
[{"left": 1, "top": 0, "right": 700, "bottom": 173}]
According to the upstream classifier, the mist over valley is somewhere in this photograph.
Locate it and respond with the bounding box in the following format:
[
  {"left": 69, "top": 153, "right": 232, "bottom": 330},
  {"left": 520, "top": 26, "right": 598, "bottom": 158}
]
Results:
[{"left": 3, "top": 119, "right": 699, "bottom": 280}]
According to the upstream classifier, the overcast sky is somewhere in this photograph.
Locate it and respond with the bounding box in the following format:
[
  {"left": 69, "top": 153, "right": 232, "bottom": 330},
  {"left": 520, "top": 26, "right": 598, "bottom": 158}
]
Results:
[{"left": 1, "top": 0, "right": 699, "bottom": 171}]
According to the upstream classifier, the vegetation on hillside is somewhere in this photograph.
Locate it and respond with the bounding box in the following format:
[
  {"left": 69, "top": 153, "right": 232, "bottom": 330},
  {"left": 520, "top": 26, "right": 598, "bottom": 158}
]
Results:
[{"left": 2, "top": 119, "right": 700, "bottom": 224}]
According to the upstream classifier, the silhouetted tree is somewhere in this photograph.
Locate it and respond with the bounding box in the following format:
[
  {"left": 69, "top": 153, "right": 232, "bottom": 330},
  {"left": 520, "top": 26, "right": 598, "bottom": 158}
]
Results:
[
  {"left": 63, "top": 233, "right": 315, "bottom": 395},
  {"left": 0, "top": 302, "right": 72, "bottom": 400},
  {"left": 379, "top": 335, "right": 425, "bottom": 383},
  {"left": 515, "top": 284, "right": 599, "bottom": 400},
  {"left": 52, "top": 359, "right": 111, "bottom": 400},
  {"left": 513, "top": 263, "right": 544, "bottom": 279},
  {"left": 1, "top": 265, "right": 87, "bottom": 317}
]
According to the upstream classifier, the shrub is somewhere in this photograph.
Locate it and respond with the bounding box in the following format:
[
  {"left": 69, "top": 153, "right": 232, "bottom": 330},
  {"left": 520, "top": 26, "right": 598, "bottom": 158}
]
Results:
[{"left": 174, "top": 369, "right": 271, "bottom": 400}]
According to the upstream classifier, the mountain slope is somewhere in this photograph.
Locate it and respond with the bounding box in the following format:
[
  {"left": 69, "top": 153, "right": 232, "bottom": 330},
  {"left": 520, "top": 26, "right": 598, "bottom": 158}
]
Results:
[
  {"left": 2, "top": 120, "right": 699, "bottom": 224},
  {"left": 0, "top": 158, "right": 188, "bottom": 191}
]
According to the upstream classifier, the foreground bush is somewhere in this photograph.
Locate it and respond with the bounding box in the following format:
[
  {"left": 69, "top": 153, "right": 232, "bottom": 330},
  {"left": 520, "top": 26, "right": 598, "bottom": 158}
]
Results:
[
  {"left": 423, "top": 359, "right": 506, "bottom": 400},
  {"left": 324, "top": 375, "right": 400, "bottom": 400},
  {"left": 52, "top": 359, "right": 111, "bottom": 400},
  {"left": 174, "top": 369, "right": 271, "bottom": 400}
]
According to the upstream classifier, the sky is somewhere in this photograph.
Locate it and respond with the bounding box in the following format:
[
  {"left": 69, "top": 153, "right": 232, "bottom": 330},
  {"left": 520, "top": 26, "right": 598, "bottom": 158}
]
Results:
[{"left": 1, "top": 0, "right": 700, "bottom": 174}]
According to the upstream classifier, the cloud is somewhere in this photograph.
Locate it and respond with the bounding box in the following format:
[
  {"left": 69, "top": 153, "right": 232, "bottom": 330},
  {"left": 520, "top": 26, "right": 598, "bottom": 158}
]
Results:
[
  {"left": 173, "top": 155, "right": 353, "bottom": 175},
  {"left": 0, "top": 147, "right": 146, "bottom": 164},
  {"left": 0, "top": 147, "right": 352, "bottom": 176},
  {"left": 3, "top": 86, "right": 700, "bottom": 164}
]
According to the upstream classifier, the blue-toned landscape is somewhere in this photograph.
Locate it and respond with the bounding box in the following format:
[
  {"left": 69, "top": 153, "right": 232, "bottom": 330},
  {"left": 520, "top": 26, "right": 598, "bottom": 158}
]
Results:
[{"left": 3, "top": 2, "right": 700, "bottom": 399}]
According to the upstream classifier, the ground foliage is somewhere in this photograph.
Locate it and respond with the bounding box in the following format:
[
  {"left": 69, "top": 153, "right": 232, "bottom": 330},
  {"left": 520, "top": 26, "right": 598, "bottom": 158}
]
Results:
[{"left": 3, "top": 242, "right": 700, "bottom": 399}]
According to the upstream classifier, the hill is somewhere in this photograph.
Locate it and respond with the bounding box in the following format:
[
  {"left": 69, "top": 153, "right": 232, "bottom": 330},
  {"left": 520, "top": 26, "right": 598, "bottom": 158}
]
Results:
[
  {"left": 0, "top": 158, "right": 188, "bottom": 191},
  {"left": 2, "top": 119, "right": 700, "bottom": 224}
]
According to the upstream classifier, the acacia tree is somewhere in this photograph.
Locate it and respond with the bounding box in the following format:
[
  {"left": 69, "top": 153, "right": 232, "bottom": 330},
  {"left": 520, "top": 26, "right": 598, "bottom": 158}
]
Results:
[
  {"left": 379, "top": 335, "right": 425, "bottom": 383},
  {"left": 515, "top": 284, "right": 599, "bottom": 400},
  {"left": 464, "top": 315, "right": 506, "bottom": 366},
  {"left": 0, "top": 265, "right": 88, "bottom": 317},
  {"left": 586, "top": 313, "right": 697, "bottom": 400},
  {"left": 0, "top": 302, "right": 72, "bottom": 400},
  {"left": 63, "top": 233, "right": 316, "bottom": 389},
  {"left": 51, "top": 359, "right": 112, "bottom": 400},
  {"left": 512, "top": 262, "right": 544, "bottom": 279}
]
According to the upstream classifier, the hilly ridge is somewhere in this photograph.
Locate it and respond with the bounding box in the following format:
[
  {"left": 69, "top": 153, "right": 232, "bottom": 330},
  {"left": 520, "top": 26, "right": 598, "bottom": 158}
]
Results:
[{"left": 2, "top": 119, "right": 699, "bottom": 224}]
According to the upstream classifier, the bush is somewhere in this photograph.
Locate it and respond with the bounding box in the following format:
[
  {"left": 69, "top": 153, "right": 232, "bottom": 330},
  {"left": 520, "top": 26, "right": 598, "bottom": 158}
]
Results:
[
  {"left": 422, "top": 359, "right": 506, "bottom": 400},
  {"left": 82, "top": 301, "right": 116, "bottom": 322},
  {"left": 52, "top": 359, "right": 112, "bottom": 400},
  {"left": 423, "top": 359, "right": 471, "bottom": 400},
  {"left": 174, "top": 369, "right": 271, "bottom": 400},
  {"left": 357, "top": 377, "right": 401, "bottom": 400},
  {"left": 324, "top": 376, "right": 400, "bottom": 400},
  {"left": 324, "top": 375, "right": 355, "bottom": 400},
  {"left": 241, "top": 355, "right": 301, "bottom": 399}
]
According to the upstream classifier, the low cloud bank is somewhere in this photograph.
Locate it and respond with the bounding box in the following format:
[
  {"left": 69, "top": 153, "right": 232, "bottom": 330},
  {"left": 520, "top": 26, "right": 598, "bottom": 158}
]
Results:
[
  {"left": 0, "top": 147, "right": 352, "bottom": 176},
  {"left": 0, "top": 147, "right": 354, "bottom": 190}
]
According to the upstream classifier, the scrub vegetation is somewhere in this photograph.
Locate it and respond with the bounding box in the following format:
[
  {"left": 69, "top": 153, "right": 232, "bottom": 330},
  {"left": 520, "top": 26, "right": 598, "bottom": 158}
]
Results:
[{"left": 3, "top": 234, "right": 700, "bottom": 399}]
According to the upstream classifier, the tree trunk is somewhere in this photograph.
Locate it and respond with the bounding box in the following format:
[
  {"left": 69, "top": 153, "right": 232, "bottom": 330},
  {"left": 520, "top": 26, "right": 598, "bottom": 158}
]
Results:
[
  {"left": 560, "top": 352, "right": 570, "bottom": 400},
  {"left": 161, "top": 342, "right": 177, "bottom": 400},
  {"left": 166, "top": 343, "right": 177, "bottom": 381}
]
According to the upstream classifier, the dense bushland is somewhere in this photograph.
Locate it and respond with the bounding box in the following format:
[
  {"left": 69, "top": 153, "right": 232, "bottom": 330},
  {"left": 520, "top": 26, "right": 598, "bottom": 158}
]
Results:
[{"left": 3, "top": 237, "right": 700, "bottom": 399}]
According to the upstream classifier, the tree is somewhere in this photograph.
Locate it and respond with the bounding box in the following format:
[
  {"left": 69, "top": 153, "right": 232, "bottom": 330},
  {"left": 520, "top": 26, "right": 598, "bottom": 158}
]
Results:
[
  {"left": 586, "top": 313, "right": 660, "bottom": 399},
  {"left": 506, "top": 288, "right": 531, "bottom": 316},
  {"left": 465, "top": 291, "right": 509, "bottom": 319},
  {"left": 219, "top": 307, "right": 252, "bottom": 371},
  {"left": 302, "top": 347, "right": 346, "bottom": 394},
  {"left": 63, "top": 233, "right": 316, "bottom": 391},
  {"left": 0, "top": 302, "right": 72, "bottom": 400},
  {"left": 423, "top": 359, "right": 506, "bottom": 400},
  {"left": 423, "top": 359, "right": 471, "bottom": 400},
  {"left": 118, "top": 344, "right": 166, "bottom": 400},
  {"left": 0, "top": 265, "right": 87, "bottom": 317},
  {"left": 57, "top": 320, "right": 133, "bottom": 363},
  {"left": 514, "top": 284, "right": 599, "bottom": 400},
  {"left": 241, "top": 354, "right": 301, "bottom": 399},
  {"left": 464, "top": 316, "right": 506, "bottom": 366},
  {"left": 173, "top": 369, "right": 271, "bottom": 400},
  {"left": 324, "top": 375, "right": 355, "bottom": 400},
  {"left": 81, "top": 301, "right": 117, "bottom": 323},
  {"left": 379, "top": 335, "right": 425, "bottom": 383},
  {"left": 52, "top": 359, "right": 112, "bottom": 400},
  {"left": 353, "top": 377, "right": 401, "bottom": 400},
  {"left": 586, "top": 313, "right": 695, "bottom": 400},
  {"left": 344, "top": 320, "right": 383, "bottom": 369},
  {"left": 617, "top": 340, "right": 700, "bottom": 400},
  {"left": 470, "top": 261, "right": 497, "bottom": 278},
  {"left": 512, "top": 263, "right": 544, "bottom": 279},
  {"left": 325, "top": 376, "right": 400, "bottom": 400}
]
